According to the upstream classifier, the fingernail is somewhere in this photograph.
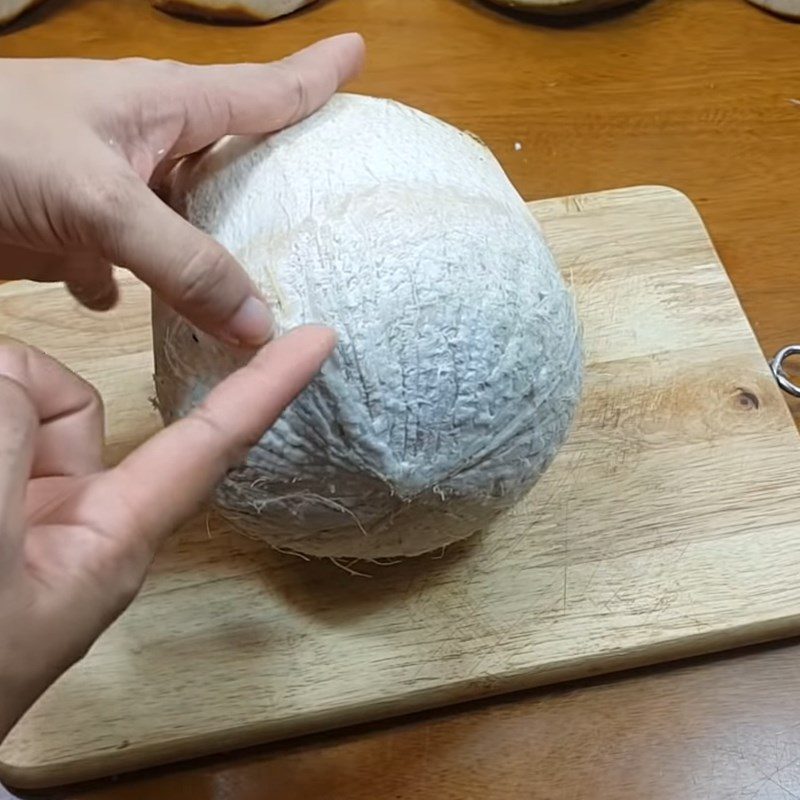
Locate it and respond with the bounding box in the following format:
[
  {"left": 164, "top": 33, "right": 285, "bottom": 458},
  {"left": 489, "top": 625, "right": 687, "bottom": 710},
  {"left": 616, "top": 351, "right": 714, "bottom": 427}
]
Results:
[
  {"left": 68, "top": 280, "right": 119, "bottom": 312},
  {"left": 226, "top": 296, "right": 274, "bottom": 346}
]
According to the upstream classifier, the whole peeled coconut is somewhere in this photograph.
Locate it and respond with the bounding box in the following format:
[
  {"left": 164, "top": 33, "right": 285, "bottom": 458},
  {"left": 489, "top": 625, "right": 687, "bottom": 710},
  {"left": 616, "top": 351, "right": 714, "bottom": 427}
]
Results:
[{"left": 153, "top": 94, "right": 583, "bottom": 560}]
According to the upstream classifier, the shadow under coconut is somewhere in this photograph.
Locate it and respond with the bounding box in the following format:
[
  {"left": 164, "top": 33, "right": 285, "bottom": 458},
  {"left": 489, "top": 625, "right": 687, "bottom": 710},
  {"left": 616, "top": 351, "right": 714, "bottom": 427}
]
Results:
[
  {"left": 250, "top": 526, "right": 487, "bottom": 626},
  {"left": 150, "top": 503, "right": 491, "bottom": 624}
]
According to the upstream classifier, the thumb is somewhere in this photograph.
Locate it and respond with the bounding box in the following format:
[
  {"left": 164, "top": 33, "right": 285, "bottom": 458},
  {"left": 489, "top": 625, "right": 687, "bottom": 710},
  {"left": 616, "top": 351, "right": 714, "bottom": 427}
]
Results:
[{"left": 91, "top": 169, "right": 273, "bottom": 347}]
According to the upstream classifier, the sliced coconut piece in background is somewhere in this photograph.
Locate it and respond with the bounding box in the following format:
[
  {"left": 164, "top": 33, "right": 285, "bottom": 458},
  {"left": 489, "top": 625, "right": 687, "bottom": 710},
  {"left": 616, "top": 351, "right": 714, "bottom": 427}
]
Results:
[
  {"left": 0, "top": 0, "right": 46, "bottom": 28},
  {"left": 483, "top": 0, "right": 641, "bottom": 15},
  {"left": 746, "top": 0, "right": 800, "bottom": 19},
  {"left": 150, "top": 0, "right": 315, "bottom": 23}
]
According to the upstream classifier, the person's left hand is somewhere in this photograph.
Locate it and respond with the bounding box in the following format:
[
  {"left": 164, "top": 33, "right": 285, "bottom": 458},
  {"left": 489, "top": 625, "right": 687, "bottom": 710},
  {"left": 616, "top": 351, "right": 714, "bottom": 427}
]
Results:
[{"left": 0, "top": 328, "right": 335, "bottom": 740}]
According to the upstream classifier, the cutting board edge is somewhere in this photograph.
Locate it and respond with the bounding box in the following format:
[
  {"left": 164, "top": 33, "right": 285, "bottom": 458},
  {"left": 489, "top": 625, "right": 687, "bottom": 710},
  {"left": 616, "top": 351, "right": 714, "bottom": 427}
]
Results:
[{"left": 5, "top": 607, "right": 800, "bottom": 791}]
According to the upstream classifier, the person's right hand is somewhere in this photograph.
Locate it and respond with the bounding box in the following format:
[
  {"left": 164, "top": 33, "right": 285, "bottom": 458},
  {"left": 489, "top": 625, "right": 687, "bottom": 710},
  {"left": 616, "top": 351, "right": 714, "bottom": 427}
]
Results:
[{"left": 0, "top": 33, "right": 365, "bottom": 346}]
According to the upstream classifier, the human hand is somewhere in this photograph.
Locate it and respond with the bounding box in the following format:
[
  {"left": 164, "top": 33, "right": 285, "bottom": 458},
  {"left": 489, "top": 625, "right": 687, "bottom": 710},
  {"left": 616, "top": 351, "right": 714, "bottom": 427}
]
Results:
[
  {"left": 0, "top": 328, "right": 335, "bottom": 740},
  {"left": 0, "top": 33, "right": 364, "bottom": 346}
]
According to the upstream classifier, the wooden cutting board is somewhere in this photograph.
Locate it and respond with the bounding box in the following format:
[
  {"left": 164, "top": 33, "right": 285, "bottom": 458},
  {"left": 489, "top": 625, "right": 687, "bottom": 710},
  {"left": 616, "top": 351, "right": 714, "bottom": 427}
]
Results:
[{"left": 4, "top": 185, "right": 800, "bottom": 790}]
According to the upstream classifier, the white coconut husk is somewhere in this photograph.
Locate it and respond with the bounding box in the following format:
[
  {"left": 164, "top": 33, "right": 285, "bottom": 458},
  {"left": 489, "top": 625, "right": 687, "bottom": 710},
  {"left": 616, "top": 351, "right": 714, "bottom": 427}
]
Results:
[{"left": 153, "top": 94, "right": 583, "bottom": 560}]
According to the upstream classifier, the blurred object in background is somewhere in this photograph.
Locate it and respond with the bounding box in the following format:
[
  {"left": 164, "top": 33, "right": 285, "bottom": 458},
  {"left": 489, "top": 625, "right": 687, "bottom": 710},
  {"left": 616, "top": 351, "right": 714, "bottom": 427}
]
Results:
[
  {"left": 480, "top": 0, "right": 645, "bottom": 16},
  {"left": 150, "top": 0, "right": 316, "bottom": 24},
  {"left": 746, "top": 0, "right": 800, "bottom": 19},
  {"left": 0, "top": 0, "right": 47, "bottom": 28}
]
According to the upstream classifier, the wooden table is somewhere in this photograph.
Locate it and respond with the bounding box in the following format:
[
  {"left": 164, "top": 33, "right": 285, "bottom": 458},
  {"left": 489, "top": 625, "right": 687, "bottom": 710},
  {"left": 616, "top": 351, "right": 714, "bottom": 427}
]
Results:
[{"left": 2, "top": 0, "right": 800, "bottom": 797}]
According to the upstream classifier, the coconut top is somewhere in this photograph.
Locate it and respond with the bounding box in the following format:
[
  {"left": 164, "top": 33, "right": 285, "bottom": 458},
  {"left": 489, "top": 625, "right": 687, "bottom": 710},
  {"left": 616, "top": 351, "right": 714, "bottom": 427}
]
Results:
[{"left": 159, "top": 94, "right": 581, "bottom": 524}]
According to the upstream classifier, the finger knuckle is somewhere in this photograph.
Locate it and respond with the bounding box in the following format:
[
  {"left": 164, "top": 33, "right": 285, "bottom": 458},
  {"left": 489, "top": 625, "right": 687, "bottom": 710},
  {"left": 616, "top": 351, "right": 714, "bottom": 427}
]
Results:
[
  {"left": 174, "top": 242, "right": 235, "bottom": 313},
  {"left": 188, "top": 406, "right": 253, "bottom": 468},
  {"left": 271, "top": 62, "right": 309, "bottom": 126},
  {"left": 109, "top": 552, "right": 148, "bottom": 607},
  {"left": 117, "top": 55, "right": 152, "bottom": 69},
  {"left": 87, "top": 546, "right": 147, "bottom": 611},
  {"left": 153, "top": 57, "right": 186, "bottom": 76},
  {"left": 0, "top": 374, "right": 36, "bottom": 445},
  {"left": 0, "top": 340, "right": 33, "bottom": 385},
  {"left": 135, "top": 58, "right": 191, "bottom": 107},
  {"left": 84, "top": 380, "right": 105, "bottom": 419},
  {"left": 0, "top": 338, "right": 30, "bottom": 368},
  {"left": 83, "top": 518, "right": 152, "bottom": 605},
  {"left": 117, "top": 56, "right": 183, "bottom": 78},
  {"left": 0, "top": 338, "right": 103, "bottom": 415},
  {"left": 194, "top": 406, "right": 247, "bottom": 453},
  {"left": 76, "top": 169, "right": 139, "bottom": 251}
]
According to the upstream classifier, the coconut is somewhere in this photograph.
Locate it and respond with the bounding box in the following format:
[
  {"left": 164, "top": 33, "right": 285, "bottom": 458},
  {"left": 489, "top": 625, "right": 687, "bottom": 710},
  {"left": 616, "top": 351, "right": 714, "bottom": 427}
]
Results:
[
  {"left": 153, "top": 94, "right": 583, "bottom": 560},
  {"left": 149, "top": 0, "right": 315, "bottom": 23}
]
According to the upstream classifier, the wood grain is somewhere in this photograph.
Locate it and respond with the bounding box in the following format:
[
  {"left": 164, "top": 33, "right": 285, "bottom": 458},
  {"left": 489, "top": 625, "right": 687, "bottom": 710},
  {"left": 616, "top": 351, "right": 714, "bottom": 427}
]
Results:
[
  {"left": 2, "top": 0, "right": 800, "bottom": 798},
  {"left": 2, "top": 185, "right": 800, "bottom": 790},
  {"left": 62, "top": 643, "right": 800, "bottom": 800}
]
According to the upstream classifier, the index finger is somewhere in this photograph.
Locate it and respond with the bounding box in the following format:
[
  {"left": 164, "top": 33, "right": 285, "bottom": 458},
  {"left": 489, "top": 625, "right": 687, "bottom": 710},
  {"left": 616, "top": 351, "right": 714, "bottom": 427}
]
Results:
[
  {"left": 155, "top": 33, "right": 365, "bottom": 157},
  {"left": 98, "top": 325, "right": 336, "bottom": 546}
]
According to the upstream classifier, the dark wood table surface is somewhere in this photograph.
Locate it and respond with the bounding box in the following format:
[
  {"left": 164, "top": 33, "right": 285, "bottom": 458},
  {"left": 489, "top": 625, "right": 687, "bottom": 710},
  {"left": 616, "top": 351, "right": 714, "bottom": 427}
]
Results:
[{"left": 3, "top": 0, "right": 800, "bottom": 797}]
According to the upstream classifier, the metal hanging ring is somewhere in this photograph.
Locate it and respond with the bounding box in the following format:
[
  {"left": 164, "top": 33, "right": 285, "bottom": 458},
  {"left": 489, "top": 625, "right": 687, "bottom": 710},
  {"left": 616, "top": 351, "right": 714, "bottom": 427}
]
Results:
[{"left": 771, "top": 345, "right": 800, "bottom": 398}]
